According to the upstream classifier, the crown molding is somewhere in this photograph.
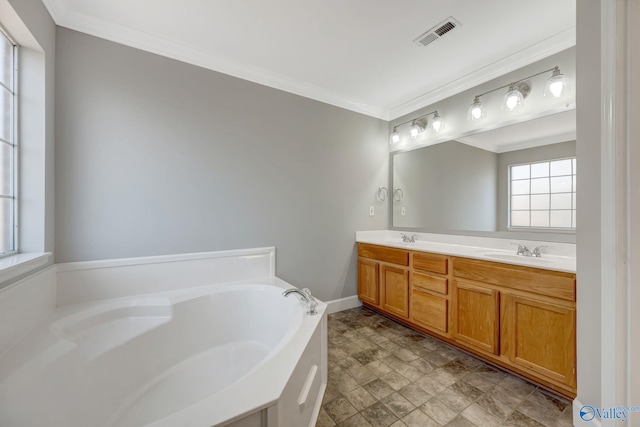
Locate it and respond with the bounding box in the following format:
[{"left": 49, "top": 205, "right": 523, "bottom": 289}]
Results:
[
  {"left": 387, "top": 27, "right": 576, "bottom": 120},
  {"left": 41, "top": 1, "right": 574, "bottom": 123},
  {"left": 458, "top": 130, "right": 577, "bottom": 154},
  {"left": 42, "top": 2, "right": 388, "bottom": 119}
]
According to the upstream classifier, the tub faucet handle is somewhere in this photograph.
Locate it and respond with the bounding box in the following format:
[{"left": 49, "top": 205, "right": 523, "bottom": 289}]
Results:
[
  {"left": 301, "top": 288, "right": 318, "bottom": 316},
  {"left": 510, "top": 242, "right": 531, "bottom": 256},
  {"left": 532, "top": 245, "right": 548, "bottom": 257}
]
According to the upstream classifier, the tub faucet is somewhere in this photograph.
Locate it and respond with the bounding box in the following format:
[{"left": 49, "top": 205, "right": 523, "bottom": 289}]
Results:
[{"left": 283, "top": 288, "right": 318, "bottom": 315}]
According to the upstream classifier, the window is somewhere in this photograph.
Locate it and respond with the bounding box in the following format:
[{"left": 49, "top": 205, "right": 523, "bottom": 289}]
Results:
[
  {"left": 509, "top": 158, "right": 576, "bottom": 230},
  {"left": 0, "top": 28, "right": 16, "bottom": 254}
]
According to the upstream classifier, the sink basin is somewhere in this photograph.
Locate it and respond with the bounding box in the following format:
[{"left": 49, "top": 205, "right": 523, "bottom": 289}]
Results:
[{"left": 477, "top": 252, "right": 553, "bottom": 265}]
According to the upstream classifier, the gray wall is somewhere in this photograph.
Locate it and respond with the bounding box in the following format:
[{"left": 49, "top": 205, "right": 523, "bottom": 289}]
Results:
[
  {"left": 55, "top": 28, "right": 388, "bottom": 302},
  {"left": 393, "top": 141, "right": 497, "bottom": 231},
  {"left": 497, "top": 140, "right": 576, "bottom": 231}
]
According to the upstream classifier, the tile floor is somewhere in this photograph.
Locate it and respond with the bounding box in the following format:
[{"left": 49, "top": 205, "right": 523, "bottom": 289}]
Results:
[{"left": 316, "top": 307, "right": 574, "bottom": 427}]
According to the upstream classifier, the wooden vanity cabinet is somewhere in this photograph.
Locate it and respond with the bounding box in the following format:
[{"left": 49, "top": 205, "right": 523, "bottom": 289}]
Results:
[
  {"left": 452, "top": 280, "right": 499, "bottom": 354},
  {"left": 357, "top": 258, "right": 379, "bottom": 306},
  {"left": 357, "top": 244, "right": 410, "bottom": 319},
  {"left": 357, "top": 243, "right": 577, "bottom": 399},
  {"left": 501, "top": 294, "right": 576, "bottom": 388},
  {"left": 410, "top": 252, "right": 451, "bottom": 335},
  {"left": 453, "top": 256, "right": 577, "bottom": 396},
  {"left": 381, "top": 265, "right": 410, "bottom": 318}
]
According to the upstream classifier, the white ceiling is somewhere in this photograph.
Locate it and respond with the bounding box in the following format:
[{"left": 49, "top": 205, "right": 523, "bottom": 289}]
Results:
[{"left": 42, "top": 0, "right": 576, "bottom": 120}]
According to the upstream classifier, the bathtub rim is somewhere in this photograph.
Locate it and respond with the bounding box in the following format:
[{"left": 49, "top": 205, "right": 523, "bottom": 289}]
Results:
[
  {"left": 142, "top": 277, "right": 327, "bottom": 427},
  {"left": 0, "top": 277, "right": 327, "bottom": 427}
]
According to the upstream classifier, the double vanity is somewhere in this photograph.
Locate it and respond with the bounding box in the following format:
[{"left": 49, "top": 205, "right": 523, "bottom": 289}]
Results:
[{"left": 356, "top": 231, "right": 576, "bottom": 399}]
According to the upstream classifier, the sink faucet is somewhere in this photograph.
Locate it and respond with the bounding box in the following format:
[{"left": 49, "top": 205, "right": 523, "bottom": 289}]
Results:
[
  {"left": 401, "top": 233, "right": 417, "bottom": 243},
  {"left": 283, "top": 288, "right": 318, "bottom": 315},
  {"left": 532, "top": 245, "right": 547, "bottom": 258},
  {"left": 511, "top": 242, "right": 531, "bottom": 257}
]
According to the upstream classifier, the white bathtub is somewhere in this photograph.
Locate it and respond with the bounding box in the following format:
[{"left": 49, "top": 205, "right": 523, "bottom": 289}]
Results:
[{"left": 0, "top": 258, "right": 327, "bottom": 427}]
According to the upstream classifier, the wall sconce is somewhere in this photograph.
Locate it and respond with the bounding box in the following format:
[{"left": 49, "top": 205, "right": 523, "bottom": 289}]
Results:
[
  {"left": 393, "top": 188, "right": 404, "bottom": 201},
  {"left": 467, "top": 65, "right": 570, "bottom": 122},
  {"left": 389, "top": 110, "right": 444, "bottom": 145},
  {"left": 376, "top": 186, "right": 389, "bottom": 201}
]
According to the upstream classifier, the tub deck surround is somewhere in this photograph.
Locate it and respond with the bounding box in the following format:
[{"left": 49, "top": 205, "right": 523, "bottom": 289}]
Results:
[
  {"left": 356, "top": 230, "right": 576, "bottom": 273},
  {"left": 56, "top": 247, "right": 277, "bottom": 305},
  {"left": 0, "top": 248, "right": 328, "bottom": 427}
]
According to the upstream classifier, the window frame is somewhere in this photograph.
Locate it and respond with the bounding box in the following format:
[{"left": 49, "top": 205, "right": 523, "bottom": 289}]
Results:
[
  {"left": 0, "top": 25, "right": 18, "bottom": 257},
  {"left": 507, "top": 156, "right": 576, "bottom": 232}
]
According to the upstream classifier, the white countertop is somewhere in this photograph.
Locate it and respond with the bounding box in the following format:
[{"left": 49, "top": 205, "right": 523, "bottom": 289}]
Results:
[{"left": 356, "top": 230, "right": 576, "bottom": 273}]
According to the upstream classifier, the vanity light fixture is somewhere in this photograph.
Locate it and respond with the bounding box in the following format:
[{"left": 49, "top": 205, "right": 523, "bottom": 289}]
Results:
[
  {"left": 390, "top": 127, "right": 400, "bottom": 145},
  {"left": 503, "top": 82, "right": 530, "bottom": 112},
  {"left": 544, "top": 66, "right": 570, "bottom": 98},
  {"left": 428, "top": 111, "right": 444, "bottom": 132},
  {"left": 467, "top": 96, "right": 486, "bottom": 121},
  {"left": 466, "top": 65, "right": 569, "bottom": 121},
  {"left": 409, "top": 119, "right": 426, "bottom": 139},
  {"left": 389, "top": 110, "right": 443, "bottom": 145}
]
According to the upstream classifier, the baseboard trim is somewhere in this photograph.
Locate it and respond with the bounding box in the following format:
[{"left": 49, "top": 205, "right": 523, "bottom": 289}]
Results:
[
  {"left": 325, "top": 295, "right": 361, "bottom": 314},
  {"left": 573, "top": 399, "right": 603, "bottom": 427}
]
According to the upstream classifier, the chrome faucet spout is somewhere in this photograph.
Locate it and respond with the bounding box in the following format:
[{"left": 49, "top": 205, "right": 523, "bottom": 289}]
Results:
[
  {"left": 283, "top": 288, "right": 310, "bottom": 302},
  {"left": 283, "top": 288, "right": 318, "bottom": 315}
]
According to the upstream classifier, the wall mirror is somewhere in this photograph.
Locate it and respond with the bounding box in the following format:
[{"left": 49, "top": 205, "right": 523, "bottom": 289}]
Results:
[{"left": 391, "top": 109, "right": 577, "bottom": 243}]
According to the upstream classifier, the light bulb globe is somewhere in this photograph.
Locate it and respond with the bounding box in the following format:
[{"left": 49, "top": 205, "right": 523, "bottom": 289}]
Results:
[
  {"left": 467, "top": 98, "right": 485, "bottom": 121},
  {"left": 390, "top": 129, "right": 400, "bottom": 145},
  {"left": 503, "top": 86, "right": 524, "bottom": 111},
  {"left": 544, "top": 70, "right": 570, "bottom": 98},
  {"left": 409, "top": 120, "right": 425, "bottom": 139},
  {"left": 429, "top": 114, "right": 444, "bottom": 133}
]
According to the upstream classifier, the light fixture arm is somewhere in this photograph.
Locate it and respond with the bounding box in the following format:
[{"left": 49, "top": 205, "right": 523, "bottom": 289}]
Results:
[
  {"left": 392, "top": 110, "right": 440, "bottom": 129},
  {"left": 473, "top": 66, "right": 560, "bottom": 100}
]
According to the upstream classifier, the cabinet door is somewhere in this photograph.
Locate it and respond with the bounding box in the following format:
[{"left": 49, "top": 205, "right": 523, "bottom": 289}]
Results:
[
  {"left": 411, "top": 289, "right": 448, "bottom": 334},
  {"left": 502, "top": 294, "right": 576, "bottom": 387},
  {"left": 453, "top": 280, "right": 499, "bottom": 354},
  {"left": 358, "top": 258, "right": 379, "bottom": 306},
  {"left": 381, "top": 265, "right": 409, "bottom": 319}
]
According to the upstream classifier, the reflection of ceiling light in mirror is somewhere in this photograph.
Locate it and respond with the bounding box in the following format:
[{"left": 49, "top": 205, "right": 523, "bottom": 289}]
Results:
[
  {"left": 468, "top": 96, "right": 486, "bottom": 121},
  {"left": 409, "top": 120, "right": 426, "bottom": 139},
  {"left": 389, "top": 111, "right": 442, "bottom": 145},
  {"left": 389, "top": 127, "right": 400, "bottom": 145},
  {"left": 544, "top": 67, "right": 570, "bottom": 98}
]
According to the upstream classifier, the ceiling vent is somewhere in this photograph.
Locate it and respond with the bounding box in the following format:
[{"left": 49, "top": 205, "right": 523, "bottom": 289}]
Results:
[{"left": 413, "top": 17, "right": 460, "bottom": 47}]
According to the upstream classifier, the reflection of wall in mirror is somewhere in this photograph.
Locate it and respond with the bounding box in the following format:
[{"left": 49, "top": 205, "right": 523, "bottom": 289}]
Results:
[
  {"left": 393, "top": 141, "right": 498, "bottom": 231},
  {"left": 392, "top": 140, "right": 576, "bottom": 232}
]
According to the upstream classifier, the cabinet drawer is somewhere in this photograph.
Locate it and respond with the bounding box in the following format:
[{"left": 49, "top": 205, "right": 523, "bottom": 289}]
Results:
[
  {"left": 453, "top": 257, "right": 575, "bottom": 301},
  {"left": 411, "top": 272, "right": 448, "bottom": 295},
  {"left": 412, "top": 252, "right": 448, "bottom": 275},
  {"left": 411, "top": 289, "right": 448, "bottom": 333},
  {"left": 358, "top": 243, "right": 409, "bottom": 266}
]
